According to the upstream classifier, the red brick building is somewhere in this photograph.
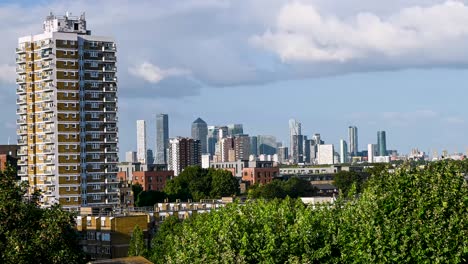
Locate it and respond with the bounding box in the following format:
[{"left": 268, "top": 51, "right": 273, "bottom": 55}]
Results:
[
  {"left": 242, "top": 167, "right": 279, "bottom": 185},
  {"left": 132, "top": 170, "right": 174, "bottom": 191}
]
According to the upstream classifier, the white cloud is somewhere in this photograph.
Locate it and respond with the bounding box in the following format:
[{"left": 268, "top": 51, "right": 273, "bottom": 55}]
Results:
[
  {"left": 128, "top": 62, "right": 190, "bottom": 83},
  {"left": 251, "top": 1, "right": 468, "bottom": 64},
  {"left": 0, "top": 64, "right": 16, "bottom": 84}
]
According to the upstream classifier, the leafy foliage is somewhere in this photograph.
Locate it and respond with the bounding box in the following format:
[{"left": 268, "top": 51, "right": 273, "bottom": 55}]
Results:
[
  {"left": 136, "top": 190, "right": 166, "bottom": 207},
  {"left": 0, "top": 165, "right": 84, "bottom": 264},
  {"left": 333, "top": 170, "right": 368, "bottom": 197},
  {"left": 164, "top": 166, "right": 239, "bottom": 201},
  {"left": 248, "top": 177, "right": 317, "bottom": 199},
  {"left": 149, "top": 160, "right": 468, "bottom": 263},
  {"left": 128, "top": 225, "right": 147, "bottom": 257}
]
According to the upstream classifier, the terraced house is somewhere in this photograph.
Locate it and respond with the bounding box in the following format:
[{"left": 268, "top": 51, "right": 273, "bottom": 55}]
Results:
[{"left": 16, "top": 12, "right": 119, "bottom": 210}]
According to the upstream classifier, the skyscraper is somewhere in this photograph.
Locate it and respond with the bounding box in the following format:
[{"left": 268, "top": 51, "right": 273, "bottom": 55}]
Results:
[
  {"left": 368, "top": 144, "right": 376, "bottom": 163},
  {"left": 207, "top": 126, "right": 219, "bottom": 156},
  {"left": 340, "top": 139, "right": 348, "bottom": 164},
  {"left": 146, "top": 149, "right": 154, "bottom": 164},
  {"left": 227, "top": 124, "right": 243, "bottom": 136},
  {"left": 289, "top": 119, "right": 302, "bottom": 163},
  {"left": 125, "top": 151, "right": 137, "bottom": 163},
  {"left": 136, "top": 120, "right": 147, "bottom": 163},
  {"left": 155, "top": 114, "right": 169, "bottom": 164},
  {"left": 257, "top": 135, "right": 277, "bottom": 155},
  {"left": 16, "top": 13, "right": 119, "bottom": 209},
  {"left": 250, "top": 136, "right": 258, "bottom": 156},
  {"left": 348, "top": 126, "right": 358, "bottom": 156},
  {"left": 168, "top": 137, "right": 201, "bottom": 176},
  {"left": 191, "top": 118, "right": 208, "bottom": 154},
  {"left": 377, "top": 131, "right": 387, "bottom": 156}
]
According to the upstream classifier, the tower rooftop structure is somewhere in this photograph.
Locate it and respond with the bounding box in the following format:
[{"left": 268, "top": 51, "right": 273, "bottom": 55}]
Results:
[{"left": 43, "top": 12, "right": 88, "bottom": 34}]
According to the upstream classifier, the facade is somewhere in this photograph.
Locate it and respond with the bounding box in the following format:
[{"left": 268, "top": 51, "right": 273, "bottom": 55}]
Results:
[
  {"left": 76, "top": 211, "right": 150, "bottom": 260},
  {"left": 317, "top": 144, "right": 334, "bottom": 165},
  {"left": 117, "top": 162, "right": 149, "bottom": 182},
  {"left": 241, "top": 160, "right": 279, "bottom": 185},
  {"left": 146, "top": 149, "right": 154, "bottom": 165},
  {"left": 210, "top": 160, "right": 249, "bottom": 177},
  {"left": 377, "top": 131, "right": 387, "bottom": 156},
  {"left": 257, "top": 135, "right": 277, "bottom": 155},
  {"left": 348, "top": 126, "right": 358, "bottom": 156},
  {"left": 132, "top": 170, "right": 174, "bottom": 191},
  {"left": 278, "top": 146, "right": 288, "bottom": 164},
  {"left": 168, "top": 137, "right": 201, "bottom": 176},
  {"left": 0, "top": 145, "right": 19, "bottom": 174},
  {"left": 125, "top": 151, "right": 136, "bottom": 163},
  {"left": 136, "top": 120, "right": 147, "bottom": 164},
  {"left": 340, "top": 139, "right": 348, "bottom": 164},
  {"left": 249, "top": 136, "right": 258, "bottom": 156},
  {"left": 207, "top": 126, "right": 218, "bottom": 156},
  {"left": 368, "top": 144, "right": 375, "bottom": 163},
  {"left": 227, "top": 124, "right": 243, "bottom": 136},
  {"left": 155, "top": 114, "right": 168, "bottom": 164},
  {"left": 233, "top": 135, "right": 250, "bottom": 160},
  {"left": 292, "top": 134, "right": 304, "bottom": 163},
  {"left": 289, "top": 119, "right": 302, "bottom": 162},
  {"left": 191, "top": 118, "right": 208, "bottom": 154},
  {"left": 16, "top": 13, "right": 119, "bottom": 209}
]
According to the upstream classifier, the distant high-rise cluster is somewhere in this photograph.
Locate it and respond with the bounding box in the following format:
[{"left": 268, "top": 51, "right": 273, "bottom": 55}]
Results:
[{"left": 156, "top": 114, "right": 169, "bottom": 164}]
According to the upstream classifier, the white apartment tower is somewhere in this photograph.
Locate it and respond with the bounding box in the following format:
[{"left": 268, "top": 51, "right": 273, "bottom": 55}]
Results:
[
  {"left": 16, "top": 13, "right": 119, "bottom": 210},
  {"left": 136, "top": 120, "right": 147, "bottom": 163}
]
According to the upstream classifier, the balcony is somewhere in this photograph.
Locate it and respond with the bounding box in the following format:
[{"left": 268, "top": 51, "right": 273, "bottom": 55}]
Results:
[
  {"left": 43, "top": 84, "right": 54, "bottom": 92},
  {"left": 104, "top": 147, "right": 118, "bottom": 153},
  {"left": 43, "top": 170, "right": 54, "bottom": 175},
  {"left": 103, "top": 96, "right": 116, "bottom": 103},
  {"left": 16, "top": 108, "right": 26, "bottom": 114},
  {"left": 16, "top": 67, "right": 26, "bottom": 73},
  {"left": 16, "top": 47, "right": 26, "bottom": 54},
  {"left": 16, "top": 57, "right": 26, "bottom": 63},
  {"left": 102, "top": 66, "right": 117, "bottom": 72},
  {"left": 105, "top": 157, "right": 118, "bottom": 163},
  {"left": 104, "top": 117, "right": 118, "bottom": 123},
  {"left": 18, "top": 170, "right": 27, "bottom": 176},
  {"left": 43, "top": 149, "right": 55, "bottom": 154},
  {"left": 43, "top": 158, "right": 54, "bottom": 164},
  {"left": 17, "top": 150, "right": 27, "bottom": 156},
  {"left": 103, "top": 76, "right": 117, "bottom": 82},
  {"left": 16, "top": 119, "right": 26, "bottom": 125},
  {"left": 16, "top": 77, "right": 26, "bottom": 84},
  {"left": 43, "top": 127, "right": 54, "bottom": 133},
  {"left": 17, "top": 160, "right": 27, "bottom": 166},
  {"left": 43, "top": 117, "right": 54, "bottom": 123},
  {"left": 42, "top": 74, "right": 52, "bottom": 81},
  {"left": 103, "top": 126, "right": 118, "bottom": 133},
  {"left": 17, "top": 129, "right": 27, "bottom": 135},
  {"left": 41, "top": 96, "right": 53, "bottom": 102},
  {"left": 16, "top": 98, "right": 26, "bottom": 104},
  {"left": 16, "top": 86, "right": 26, "bottom": 94},
  {"left": 102, "top": 45, "right": 116, "bottom": 52},
  {"left": 104, "top": 137, "right": 118, "bottom": 143},
  {"left": 17, "top": 139, "right": 27, "bottom": 145},
  {"left": 43, "top": 137, "right": 55, "bottom": 144},
  {"left": 102, "top": 56, "right": 116, "bottom": 62},
  {"left": 103, "top": 86, "right": 116, "bottom": 93},
  {"left": 42, "top": 106, "right": 54, "bottom": 112}
]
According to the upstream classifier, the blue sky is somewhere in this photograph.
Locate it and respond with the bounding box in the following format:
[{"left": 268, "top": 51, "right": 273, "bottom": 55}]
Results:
[{"left": 1, "top": 0, "right": 468, "bottom": 158}]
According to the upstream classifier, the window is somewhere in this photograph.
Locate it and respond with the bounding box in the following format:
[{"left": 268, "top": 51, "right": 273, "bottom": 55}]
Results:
[
  {"left": 74, "top": 197, "right": 79, "bottom": 201},
  {"left": 93, "top": 194, "right": 100, "bottom": 200},
  {"left": 87, "top": 231, "right": 95, "bottom": 240},
  {"left": 91, "top": 72, "right": 98, "bottom": 78},
  {"left": 92, "top": 154, "right": 100, "bottom": 159},
  {"left": 91, "top": 102, "right": 98, "bottom": 108},
  {"left": 90, "top": 51, "right": 98, "bottom": 57},
  {"left": 91, "top": 113, "right": 99, "bottom": 119},
  {"left": 93, "top": 184, "right": 100, "bottom": 190},
  {"left": 92, "top": 143, "right": 99, "bottom": 149},
  {"left": 62, "top": 40, "right": 67, "bottom": 45},
  {"left": 70, "top": 51, "right": 75, "bottom": 55},
  {"left": 63, "top": 51, "right": 68, "bottom": 55},
  {"left": 92, "top": 133, "right": 99, "bottom": 139},
  {"left": 91, "top": 61, "right": 98, "bottom": 67},
  {"left": 91, "top": 82, "right": 99, "bottom": 88}
]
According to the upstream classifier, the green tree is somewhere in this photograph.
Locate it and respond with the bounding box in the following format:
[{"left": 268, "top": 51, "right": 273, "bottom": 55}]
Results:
[
  {"left": 248, "top": 177, "right": 317, "bottom": 199},
  {"left": 136, "top": 191, "right": 166, "bottom": 207},
  {"left": 0, "top": 165, "right": 84, "bottom": 264},
  {"left": 209, "top": 169, "right": 239, "bottom": 198},
  {"left": 132, "top": 183, "right": 143, "bottom": 204},
  {"left": 333, "top": 170, "right": 367, "bottom": 197},
  {"left": 128, "top": 225, "right": 147, "bottom": 257}
]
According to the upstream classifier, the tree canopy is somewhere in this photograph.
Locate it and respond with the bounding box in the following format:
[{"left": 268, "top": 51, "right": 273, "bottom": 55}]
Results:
[
  {"left": 128, "top": 225, "right": 147, "bottom": 257},
  {"left": 248, "top": 177, "right": 317, "bottom": 199},
  {"left": 164, "top": 166, "right": 239, "bottom": 201},
  {"left": 149, "top": 160, "right": 468, "bottom": 263},
  {"left": 0, "top": 165, "right": 84, "bottom": 264}
]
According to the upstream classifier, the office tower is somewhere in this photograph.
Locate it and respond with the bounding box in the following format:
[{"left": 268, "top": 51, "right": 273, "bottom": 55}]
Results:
[
  {"left": 233, "top": 135, "right": 250, "bottom": 160},
  {"left": 146, "top": 149, "right": 154, "bottom": 164},
  {"left": 136, "top": 120, "right": 147, "bottom": 163},
  {"left": 368, "top": 144, "right": 375, "bottom": 163},
  {"left": 377, "top": 131, "right": 387, "bottom": 156},
  {"left": 340, "top": 139, "right": 348, "bottom": 164},
  {"left": 168, "top": 137, "right": 201, "bottom": 176},
  {"left": 16, "top": 13, "right": 119, "bottom": 209},
  {"left": 250, "top": 136, "right": 258, "bottom": 156},
  {"left": 207, "top": 126, "right": 220, "bottom": 156},
  {"left": 289, "top": 119, "right": 302, "bottom": 162},
  {"left": 348, "top": 126, "right": 358, "bottom": 156},
  {"left": 218, "top": 126, "right": 228, "bottom": 139},
  {"left": 292, "top": 134, "right": 304, "bottom": 163},
  {"left": 155, "top": 114, "right": 169, "bottom": 164},
  {"left": 278, "top": 147, "right": 289, "bottom": 164},
  {"left": 219, "top": 137, "right": 235, "bottom": 162},
  {"left": 227, "top": 124, "right": 243, "bottom": 136},
  {"left": 191, "top": 118, "right": 208, "bottom": 154},
  {"left": 257, "top": 135, "right": 277, "bottom": 155},
  {"left": 125, "top": 151, "right": 137, "bottom": 163},
  {"left": 317, "top": 144, "right": 334, "bottom": 165}
]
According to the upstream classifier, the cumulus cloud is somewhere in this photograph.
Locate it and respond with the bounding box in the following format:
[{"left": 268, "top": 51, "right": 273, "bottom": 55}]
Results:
[
  {"left": 251, "top": 1, "right": 468, "bottom": 65},
  {"left": 128, "top": 62, "right": 190, "bottom": 83}
]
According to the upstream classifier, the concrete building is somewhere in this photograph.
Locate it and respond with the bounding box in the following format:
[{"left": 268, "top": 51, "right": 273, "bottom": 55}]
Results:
[
  {"left": 155, "top": 114, "right": 169, "bottom": 164},
  {"left": 340, "top": 139, "right": 348, "bottom": 164},
  {"left": 318, "top": 144, "right": 334, "bottom": 165},
  {"left": 348, "top": 126, "right": 358, "bottom": 156},
  {"left": 117, "top": 162, "right": 149, "bottom": 182},
  {"left": 191, "top": 118, "right": 208, "bottom": 154},
  {"left": 76, "top": 209, "right": 150, "bottom": 260},
  {"left": 132, "top": 170, "right": 174, "bottom": 191},
  {"left": 125, "top": 151, "right": 137, "bottom": 163},
  {"left": 368, "top": 144, "right": 376, "bottom": 163},
  {"left": 233, "top": 135, "right": 250, "bottom": 160},
  {"left": 210, "top": 160, "right": 249, "bottom": 177},
  {"left": 16, "top": 13, "right": 119, "bottom": 209},
  {"left": 136, "top": 120, "right": 147, "bottom": 164},
  {"left": 201, "top": 154, "right": 211, "bottom": 169},
  {"left": 292, "top": 134, "right": 304, "bottom": 163},
  {"left": 377, "top": 131, "right": 387, "bottom": 156},
  {"left": 146, "top": 149, "right": 154, "bottom": 165},
  {"left": 278, "top": 146, "right": 289, "bottom": 164},
  {"left": 168, "top": 137, "right": 201, "bottom": 176}
]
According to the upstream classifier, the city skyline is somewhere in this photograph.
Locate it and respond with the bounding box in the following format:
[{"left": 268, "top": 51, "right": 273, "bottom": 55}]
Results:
[{"left": 2, "top": 1, "right": 468, "bottom": 158}]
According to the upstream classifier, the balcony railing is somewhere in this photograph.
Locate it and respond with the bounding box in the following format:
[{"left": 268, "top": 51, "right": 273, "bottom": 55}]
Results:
[
  {"left": 16, "top": 86, "right": 26, "bottom": 94},
  {"left": 17, "top": 129, "right": 27, "bottom": 135},
  {"left": 16, "top": 119, "right": 26, "bottom": 125},
  {"left": 103, "top": 86, "right": 116, "bottom": 92},
  {"left": 102, "top": 56, "right": 116, "bottom": 62},
  {"left": 103, "top": 76, "right": 117, "bottom": 82},
  {"left": 102, "top": 45, "right": 116, "bottom": 52},
  {"left": 102, "top": 66, "right": 117, "bottom": 72},
  {"left": 16, "top": 47, "right": 26, "bottom": 53},
  {"left": 16, "top": 98, "right": 26, "bottom": 104},
  {"left": 16, "top": 67, "right": 26, "bottom": 73},
  {"left": 16, "top": 108, "right": 26, "bottom": 114},
  {"left": 16, "top": 78, "right": 26, "bottom": 84}
]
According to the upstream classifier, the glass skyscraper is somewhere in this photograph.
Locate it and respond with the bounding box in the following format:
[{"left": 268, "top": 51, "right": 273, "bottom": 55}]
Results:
[{"left": 156, "top": 114, "right": 169, "bottom": 164}]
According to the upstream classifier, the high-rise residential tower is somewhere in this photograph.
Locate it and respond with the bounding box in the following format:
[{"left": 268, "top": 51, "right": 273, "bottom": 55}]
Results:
[
  {"left": 136, "top": 120, "right": 147, "bottom": 163},
  {"left": 168, "top": 137, "right": 201, "bottom": 176},
  {"left": 227, "top": 124, "right": 243, "bottom": 136},
  {"left": 191, "top": 118, "right": 208, "bottom": 154},
  {"left": 155, "top": 114, "right": 169, "bottom": 164},
  {"left": 377, "top": 131, "right": 387, "bottom": 156},
  {"left": 16, "top": 13, "right": 119, "bottom": 209},
  {"left": 340, "top": 139, "right": 348, "bottom": 164},
  {"left": 289, "top": 119, "right": 302, "bottom": 163},
  {"left": 348, "top": 126, "right": 358, "bottom": 156}
]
